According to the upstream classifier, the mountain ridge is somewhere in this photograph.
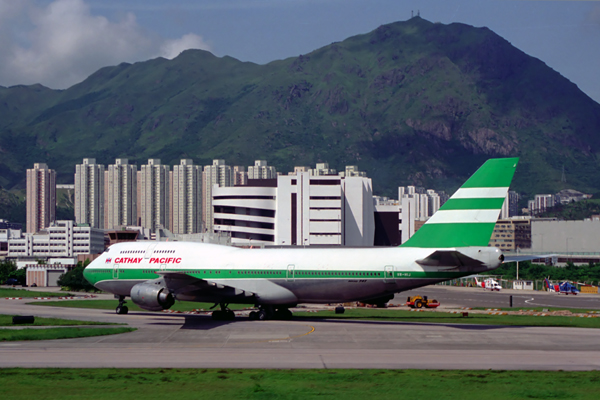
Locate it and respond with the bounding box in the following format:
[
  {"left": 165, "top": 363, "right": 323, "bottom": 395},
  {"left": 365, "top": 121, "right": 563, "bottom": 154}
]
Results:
[{"left": 0, "top": 17, "right": 599, "bottom": 201}]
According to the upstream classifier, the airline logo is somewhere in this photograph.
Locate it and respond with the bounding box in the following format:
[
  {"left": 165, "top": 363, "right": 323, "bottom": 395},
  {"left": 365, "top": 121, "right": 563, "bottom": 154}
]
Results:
[
  {"left": 109, "top": 257, "right": 183, "bottom": 264},
  {"left": 105, "top": 258, "right": 112, "bottom": 264}
]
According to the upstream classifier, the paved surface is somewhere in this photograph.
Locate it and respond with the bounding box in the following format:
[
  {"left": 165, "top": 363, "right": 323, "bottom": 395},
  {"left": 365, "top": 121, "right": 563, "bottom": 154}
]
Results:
[
  {"left": 1, "top": 286, "right": 600, "bottom": 370},
  {"left": 398, "top": 286, "right": 600, "bottom": 310}
]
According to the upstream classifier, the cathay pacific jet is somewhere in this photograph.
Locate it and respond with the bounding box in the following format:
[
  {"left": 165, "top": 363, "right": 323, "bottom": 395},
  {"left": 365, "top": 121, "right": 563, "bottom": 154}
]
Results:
[{"left": 84, "top": 158, "right": 518, "bottom": 320}]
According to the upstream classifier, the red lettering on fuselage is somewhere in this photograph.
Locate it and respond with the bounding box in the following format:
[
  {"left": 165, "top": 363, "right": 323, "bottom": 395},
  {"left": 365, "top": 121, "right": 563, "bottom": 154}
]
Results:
[
  {"left": 148, "top": 257, "right": 182, "bottom": 264},
  {"left": 114, "top": 257, "right": 142, "bottom": 264}
]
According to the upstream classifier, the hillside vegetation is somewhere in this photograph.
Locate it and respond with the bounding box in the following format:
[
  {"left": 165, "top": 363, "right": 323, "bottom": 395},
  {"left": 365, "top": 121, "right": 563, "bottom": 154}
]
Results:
[{"left": 1, "top": 17, "right": 599, "bottom": 200}]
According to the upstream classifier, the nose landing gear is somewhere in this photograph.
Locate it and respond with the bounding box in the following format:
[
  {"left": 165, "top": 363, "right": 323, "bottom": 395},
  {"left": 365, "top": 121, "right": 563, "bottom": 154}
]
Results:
[{"left": 115, "top": 295, "right": 129, "bottom": 315}]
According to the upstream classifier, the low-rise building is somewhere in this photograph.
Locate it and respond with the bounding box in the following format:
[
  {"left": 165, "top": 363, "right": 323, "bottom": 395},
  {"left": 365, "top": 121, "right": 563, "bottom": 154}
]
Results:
[{"left": 8, "top": 220, "right": 104, "bottom": 259}]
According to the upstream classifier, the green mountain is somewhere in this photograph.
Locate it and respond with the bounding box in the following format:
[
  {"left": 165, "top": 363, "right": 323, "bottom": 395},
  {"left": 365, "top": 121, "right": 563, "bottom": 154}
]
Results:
[{"left": 1, "top": 17, "right": 599, "bottom": 202}]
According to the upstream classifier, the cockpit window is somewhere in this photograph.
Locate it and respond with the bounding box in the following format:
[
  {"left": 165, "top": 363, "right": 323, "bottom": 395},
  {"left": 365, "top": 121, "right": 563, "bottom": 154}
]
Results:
[{"left": 103, "top": 247, "right": 110, "bottom": 253}]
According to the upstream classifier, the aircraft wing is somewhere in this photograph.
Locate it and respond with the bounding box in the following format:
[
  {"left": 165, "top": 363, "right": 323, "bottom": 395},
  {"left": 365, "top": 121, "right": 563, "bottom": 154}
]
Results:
[
  {"left": 416, "top": 250, "right": 484, "bottom": 269},
  {"left": 155, "top": 271, "right": 255, "bottom": 298}
]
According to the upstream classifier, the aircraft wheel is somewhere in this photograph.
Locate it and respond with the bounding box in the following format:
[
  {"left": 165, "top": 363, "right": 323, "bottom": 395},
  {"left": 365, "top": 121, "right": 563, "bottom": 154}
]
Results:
[
  {"left": 258, "top": 309, "right": 268, "bottom": 320},
  {"left": 115, "top": 305, "right": 122, "bottom": 315},
  {"left": 415, "top": 300, "right": 423, "bottom": 309},
  {"left": 121, "top": 306, "right": 128, "bottom": 314},
  {"left": 226, "top": 310, "right": 235, "bottom": 320},
  {"left": 274, "top": 309, "right": 293, "bottom": 320},
  {"left": 211, "top": 310, "right": 223, "bottom": 320},
  {"left": 249, "top": 311, "right": 258, "bottom": 320}
]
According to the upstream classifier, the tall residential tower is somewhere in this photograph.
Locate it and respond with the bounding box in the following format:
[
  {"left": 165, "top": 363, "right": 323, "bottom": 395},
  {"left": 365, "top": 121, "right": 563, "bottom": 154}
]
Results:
[
  {"left": 105, "top": 159, "right": 138, "bottom": 229},
  {"left": 172, "top": 159, "right": 202, "bottom": 234},
  {"left": 140, "top": 159, "right": 170, "bottom": 232},
  {"left": 74, "top": 158, "right": 105, "bottom": 228},
  {"left": 26, "top": 163, "right": 56, "bottom": 233}
]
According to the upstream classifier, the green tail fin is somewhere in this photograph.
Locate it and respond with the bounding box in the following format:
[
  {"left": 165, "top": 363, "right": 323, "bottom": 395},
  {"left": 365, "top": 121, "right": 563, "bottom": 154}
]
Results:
[{"left": 400, "top": 158, "right": 519, "bottom": 248}]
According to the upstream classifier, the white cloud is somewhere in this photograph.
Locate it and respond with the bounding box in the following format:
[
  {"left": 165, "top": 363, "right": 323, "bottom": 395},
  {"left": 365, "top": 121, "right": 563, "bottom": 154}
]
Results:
[
  {"left": 160, "top": 33, "right": 212, "bottom": 60},
  {"left": 0, "top": 0, "right": 211, "bottom": 89}
]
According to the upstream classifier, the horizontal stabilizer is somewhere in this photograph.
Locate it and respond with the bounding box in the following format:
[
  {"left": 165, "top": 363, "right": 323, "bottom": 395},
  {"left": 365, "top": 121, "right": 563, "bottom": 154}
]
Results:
[
  {"left": 503, "top": 254, "right": 556, "bottom": 263},
  {"left": 416, "top": 250, "right": 484, "bottom": 268}
]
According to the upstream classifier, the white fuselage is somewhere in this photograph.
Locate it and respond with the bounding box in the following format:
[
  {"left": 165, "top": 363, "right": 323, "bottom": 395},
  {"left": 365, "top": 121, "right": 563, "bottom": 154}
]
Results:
[{"left": 84, "top": 241, "right": 503, "bottom": 305}]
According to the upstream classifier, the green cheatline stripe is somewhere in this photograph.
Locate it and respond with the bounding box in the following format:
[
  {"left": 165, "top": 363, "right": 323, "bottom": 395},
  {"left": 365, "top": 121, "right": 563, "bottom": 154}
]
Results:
[
  {"left": 84, "top": 268, "right": 469, "bottom": 285},
  {"left": 440, "top": 197, "right": 506, "bottom": 211},
  {"left": 460, "top": 157, "right": 519, "bottom": 189},
  {"left": 400, "top": 222, "right": 496, "bottom": 248}
]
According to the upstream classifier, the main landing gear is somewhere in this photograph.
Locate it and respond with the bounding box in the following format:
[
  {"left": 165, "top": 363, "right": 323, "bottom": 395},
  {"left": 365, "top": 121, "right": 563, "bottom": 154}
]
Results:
[
  {"left": 115, "top": 295, "right": 129, "bottom": 315},
  {"left": 211, "top": 303, "right": 235, "bottom": 321},
  {"left": 248, "top": 306, "right": 293, "bottom": 321}
]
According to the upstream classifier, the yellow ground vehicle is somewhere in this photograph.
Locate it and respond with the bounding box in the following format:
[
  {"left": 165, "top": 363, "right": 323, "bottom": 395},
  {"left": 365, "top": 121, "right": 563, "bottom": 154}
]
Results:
[{"left": 406, "top": 295, "right": 440, "bottom": 309}]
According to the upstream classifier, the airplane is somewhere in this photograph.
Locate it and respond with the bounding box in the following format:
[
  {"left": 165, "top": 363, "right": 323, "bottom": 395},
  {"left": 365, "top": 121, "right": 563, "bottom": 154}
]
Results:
[
  {"left": 473, "top": 276, "right": 502, "bottom": 291},
  {"left": 83, "top": 157, "right": 519, "bottom": 320},
  {"left": 544, "top": 278, "right": 579, "bottom": 295}
]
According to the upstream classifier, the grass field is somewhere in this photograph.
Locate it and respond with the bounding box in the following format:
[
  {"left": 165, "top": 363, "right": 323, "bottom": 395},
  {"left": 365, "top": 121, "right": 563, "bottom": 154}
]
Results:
[
  {"left": 1, "top": 369, "right": 599, "bottom": 400},
  {"left": 294, "top": 308, "right": 600, "bottom": 328},
  {"left": 28, "top": 299, "right": 252, "bottom": 312},
  {"left": 0, "top": 314, "right": 121, "bottom": 326},
  {"left": 0, "top": 288, "right": 74, "bottom": 298},
  {"left": 0, "top": 327, "right": 135, "bottom": 341}
]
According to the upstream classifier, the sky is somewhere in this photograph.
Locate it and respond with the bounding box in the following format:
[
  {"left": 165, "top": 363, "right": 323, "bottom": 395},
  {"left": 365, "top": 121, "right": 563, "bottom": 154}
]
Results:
[{"left": 0, "top": 0, "right": 599, "bottom": 103}]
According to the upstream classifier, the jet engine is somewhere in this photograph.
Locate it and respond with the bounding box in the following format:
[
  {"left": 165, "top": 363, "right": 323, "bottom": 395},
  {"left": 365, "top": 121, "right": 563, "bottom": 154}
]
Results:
[{"left": 130, "top": 281, "right": 175, "bottom": 311}]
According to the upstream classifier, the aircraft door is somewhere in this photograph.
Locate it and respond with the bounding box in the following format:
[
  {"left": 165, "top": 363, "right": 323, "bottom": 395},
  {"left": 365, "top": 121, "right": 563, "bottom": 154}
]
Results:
[
  {"left": 144, "top": 243, "right": 157, "bottom": 259},
  {"left": 286, "top": 265, "right": 295, "bottom": 282},
  {"left": 160, "top": 263, "right": 166, "bottom": 272},
  {"left": 384, "top": 265, "right": 395, "bottom": 283},
  {"left": 113, "top": 264, "right": 119, "bottom": 279}
]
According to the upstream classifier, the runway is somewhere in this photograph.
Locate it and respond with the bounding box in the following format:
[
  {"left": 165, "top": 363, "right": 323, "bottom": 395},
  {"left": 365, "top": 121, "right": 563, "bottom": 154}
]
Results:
[{"left": 1, "top": 286, "right": 600, "bottom": 370}]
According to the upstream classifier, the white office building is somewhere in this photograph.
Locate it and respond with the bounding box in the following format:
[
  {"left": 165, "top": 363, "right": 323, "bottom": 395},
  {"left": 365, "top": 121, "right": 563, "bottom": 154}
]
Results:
[
  {"left": 172, "top": 159, "right": 202, "bottom": 234},
  {"left": 213, "top": 173, "right": 375, "bottom": 246},
  {"left": 75, "top": 158, "right": 105, "bottom": 229}
]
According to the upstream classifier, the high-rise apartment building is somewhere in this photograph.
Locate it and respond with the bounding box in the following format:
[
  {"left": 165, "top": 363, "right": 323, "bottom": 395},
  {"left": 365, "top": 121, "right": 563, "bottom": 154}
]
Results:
[
  {"left": 105, "top": 159, "right": 137, "bottom": 230},
  {"left": 427, "top": 190, "right": 441, "bottom": 216},
  {"left": 233, "top": 166, "right": 248, "bottom": 186},
  {"left": 248, "top": 160, "right": 277, "bottom": 179},
  {"left": 202, "top": 160, "right": 233, "bottom": 233},
  {"left": 74, "top": 158, "right": 105, "bottom": 229},
  {"left": 172, "top": 159, "right": 202, "bottom": 234},
  {"left": 339, "top": 165, "right": 367, "bottom": 177},
  {"left": 310, "top": 163, "right": 336, "bottom": 176},
  {"left": 140, "top": 159, "right": 170, "bottom": 232},
  {"left": 26, "top": 163, "right": 56, "bottom": 233}
]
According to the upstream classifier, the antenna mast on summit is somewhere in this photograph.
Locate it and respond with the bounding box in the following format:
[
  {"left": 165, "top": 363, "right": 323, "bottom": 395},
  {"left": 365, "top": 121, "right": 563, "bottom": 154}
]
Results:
[{"left": 561, "top": 165, "right": 567, "bottom": 183}]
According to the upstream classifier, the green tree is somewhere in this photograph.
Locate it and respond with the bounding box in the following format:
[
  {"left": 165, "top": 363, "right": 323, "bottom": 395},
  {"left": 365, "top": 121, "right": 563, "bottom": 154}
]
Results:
[
  {"left": 57, "top": 260, "right": 96, "bottom": 292},
  {"left": 0, "top": 260, "right": 18, "bottom": 284}
]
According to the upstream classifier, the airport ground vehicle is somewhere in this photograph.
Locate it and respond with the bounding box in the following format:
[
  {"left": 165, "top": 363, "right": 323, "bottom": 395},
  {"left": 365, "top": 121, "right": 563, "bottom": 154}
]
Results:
[
  {"left": 545, "top": 278, "right": 580, "bottom": 295},
  {"left": 406, "top": 295, "right": 440, "bottom": 308}
]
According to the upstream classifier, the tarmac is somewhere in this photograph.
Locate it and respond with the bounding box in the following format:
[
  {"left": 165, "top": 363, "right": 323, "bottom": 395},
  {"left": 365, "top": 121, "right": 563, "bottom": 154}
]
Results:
[{"left": 1, "top": 285, "right": 600, "bottom": 370}]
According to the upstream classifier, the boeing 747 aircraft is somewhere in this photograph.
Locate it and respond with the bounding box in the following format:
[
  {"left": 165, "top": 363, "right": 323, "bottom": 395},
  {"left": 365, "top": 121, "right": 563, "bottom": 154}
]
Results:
[{"left": 84, "top": 158, "right": 518, "bottom": 320}]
